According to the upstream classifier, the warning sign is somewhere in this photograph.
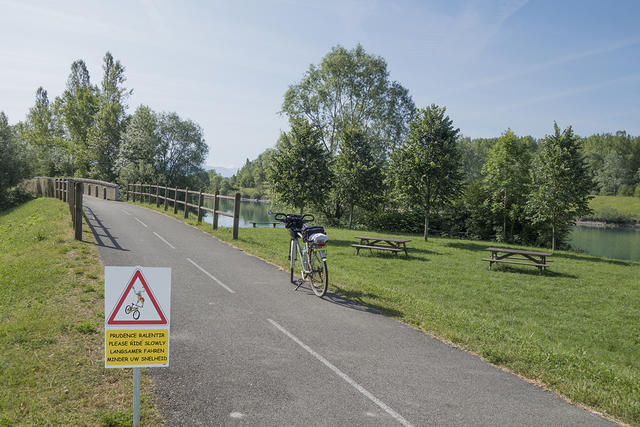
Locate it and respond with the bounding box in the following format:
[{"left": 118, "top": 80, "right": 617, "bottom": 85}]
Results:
[
  {"left": 105, "top": 267, "right": 171, "bottom": 368},
  {"left": 105, "top": 329, "right": 169, "bottom": 366}
]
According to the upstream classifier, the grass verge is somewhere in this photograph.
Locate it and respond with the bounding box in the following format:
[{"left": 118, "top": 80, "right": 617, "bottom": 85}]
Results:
[
  {"left": 129, "top": 199, "right": 639, "bottom": 425},
  {"left": 586, "top": 195, "right": 640, "bottom": 224},
  {"left": 0, "top": 198, "right": 163, "bottom": 426}
]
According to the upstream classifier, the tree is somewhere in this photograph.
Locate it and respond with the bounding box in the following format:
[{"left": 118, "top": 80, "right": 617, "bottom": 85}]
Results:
[
  {"left": 116, "top": 106, "right": 208, "bottom": 187},
  {"left": 482, "top": 129, "right": 531, "bottom": 242},
  {"left": 57, "top": 60, "right": 99, "bottom": 176},
  {"left": 282, "top": 44, "right": 415, "bottom": 158},
  {"left": 267, "top": 119, "right": 332, "bottom": 213},
  {"left": 595, "top": 150, "right": 627, "bottom": 195},
  {"left": 335, "top": 126, "right": 384, "bottom": 228},
  {"left": 88, "top": 52, "right": 131, "bottom": 181},
  {"left": 116, "top": 106, "right": 160, "bottom": 185},
  {"left": 528, "top": 123, "right": 592, "bottom": 250},
  {"left": 389, "top": 105, "right": 463, "bottom": 240},
  {"left": 0, "top": 112, "right": 28, "bottom": 207}
]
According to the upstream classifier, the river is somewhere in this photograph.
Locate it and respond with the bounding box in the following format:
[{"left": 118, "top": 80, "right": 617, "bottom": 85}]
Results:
[
  {"left": 202, "top": 198, "right": 276, "bottom": 228},
  {"left": 567, "top": 224, "right": 640, "bottom": 260}
]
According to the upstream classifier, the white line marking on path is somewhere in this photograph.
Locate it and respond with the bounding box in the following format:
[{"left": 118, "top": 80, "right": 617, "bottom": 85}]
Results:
[
  {"left": 134, "top": 217, "right": 148, "bottom": 227},
  {"left": 186, "top": 258, "right": 235, "bottom": 294},
  {"left": 267, "top": 319, "right": 413, "bottom": 427},
  {"left": 120, "top": 209, "right": 131, "bottom": 216},
  {"left": 153, "top": 232, "right": 176, "bottom": 249}
]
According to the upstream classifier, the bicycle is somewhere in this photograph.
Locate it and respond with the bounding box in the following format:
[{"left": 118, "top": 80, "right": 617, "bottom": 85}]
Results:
[
  {"left": 125, "top": 302, "right": 142, "bottom": 320},
  {"left": 274, "top": 213, "right": 329, "bottom": 297}
]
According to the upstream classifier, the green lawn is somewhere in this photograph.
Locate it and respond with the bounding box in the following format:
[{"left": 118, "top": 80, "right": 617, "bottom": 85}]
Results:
[
  {"left": 588, "top": 195, "right": 640, "bottom": 223},
  {"left": 132, "top": 199, "right": 639, "bottom": 425},
  {"left": 0, "top": 198, "right": 163, "bottom": 426}
]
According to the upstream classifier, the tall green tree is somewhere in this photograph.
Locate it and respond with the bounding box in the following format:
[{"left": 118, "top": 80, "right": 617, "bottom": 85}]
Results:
[
  {"left": 389, "top": 105, "right": 463, "bottom": 240},
  {"left": 116, "top": 106, "right": 160, "bottom": 185},
  {"left": 116, "top": 106, "right": 208, "bottom": 187},
  {"left": 267, "top": 119, "right": 332, "bottom": 213},
  {"left": 482, "top": 129, "right": 531, "bottom": 242},
  {"left": 20, "top": 87, "right": 70, "bottom": 176},
  {"left": 57, "top": 60, "right": 99, "bottom": 176},
  {"left": 528, "top": 123, "right": 592, "bottom": 250},
  {"left": 335, "top": 126, "right": 384, "bottom": 228},
  {"left": 595, "top": 150, "right": 627, "bottom": 195},
  {"left": 88, "top": 52, "right": 131, "bottom": 181},
  {"left": 0, "top": 112, "right": 28, "bottom": 207},
  {"left": 282, "top": 44, "right": 415, "bottom": 158}
]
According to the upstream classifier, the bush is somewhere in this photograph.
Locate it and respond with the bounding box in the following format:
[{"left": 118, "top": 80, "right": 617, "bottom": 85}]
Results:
[
  {"left": 634, "top": 186, "right": 640, "bottom": 198},
  {"left": 619, "top": 184, "right": 635, "bottom": 197},
  {"left": 362, "top": 210, "right": 424, "bottom": 234},
  {"left": 0, "top": 187, "right": 33, "bottom": 211}
]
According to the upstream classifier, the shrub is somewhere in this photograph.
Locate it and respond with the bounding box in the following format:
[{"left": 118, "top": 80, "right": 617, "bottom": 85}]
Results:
[
  {"left": 619, "top": 184, "right": 635, "bottom": 197},
  {"left": 0, "top": 187, "right": 33, "bottom": 211},
  {"left": 362, "top": 210, "right": 424, "bottom": 234}
]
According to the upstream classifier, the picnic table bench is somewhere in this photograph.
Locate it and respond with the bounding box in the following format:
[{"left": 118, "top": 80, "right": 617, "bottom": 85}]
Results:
[
  {"left": 352, "top": 236, "right": 411, "bottom": 257},
  {"left": 483, "top": 247, "right": 552, "bottom": 273},
  {"left": 250, "top": 222, "right": 279, "bottom": 228}
]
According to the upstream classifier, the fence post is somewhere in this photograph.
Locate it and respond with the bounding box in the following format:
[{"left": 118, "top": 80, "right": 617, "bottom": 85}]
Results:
[
  {"left": 213, "top": 190, "right": 219, "bottom": 229},
  {"left": 173, "top": 188, "right": 178, "bottom": 214},
  {"left": 156, "top": 184, "right": 160, "bottom": 207},
  {"left": 68, "top": 180, "right": 75, "bottom": 223},
  {"left": 164, "top": 186, "right": 168, "bottom": 211},
  {"left": 126, "top": 184, "right": 129, "bottom": 201},
  {"left": 232, "top": 192, "right": 240, "bottom": 240},
  {"left": 197, "top": 188, "right": 203, "bottom": 223},
  {"left": 74, "top": 182, "right": 83, "bottom": 241},
  {"left": 184, "top": 188, "right": 189, "bottom": 219},
  {"left": 63, "top": 179, "right": 67, "bottom": 203}
]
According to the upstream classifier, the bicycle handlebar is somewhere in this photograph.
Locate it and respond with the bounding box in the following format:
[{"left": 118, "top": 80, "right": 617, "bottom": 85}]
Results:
[{"left": 273, "top": 212, "right": 315, "bottom": 225}]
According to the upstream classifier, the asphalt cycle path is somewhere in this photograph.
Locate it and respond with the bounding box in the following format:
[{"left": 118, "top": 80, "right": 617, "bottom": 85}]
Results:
[{"left": 84, "top": 197, "right": 613, "bottom": 426}]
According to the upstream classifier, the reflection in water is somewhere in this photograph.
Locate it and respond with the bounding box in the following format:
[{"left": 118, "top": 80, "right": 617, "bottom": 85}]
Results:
[
  {"left": 567, "top": 225, "right": 640, "bottom": 260},
  {"left": 202, "top": 199, "right": 281, "bottom": 228}
]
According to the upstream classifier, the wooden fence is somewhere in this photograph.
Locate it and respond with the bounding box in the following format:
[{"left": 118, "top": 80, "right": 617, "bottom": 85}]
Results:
[{"left": 126, "top": 183, "right": 242, "bottom": 240}]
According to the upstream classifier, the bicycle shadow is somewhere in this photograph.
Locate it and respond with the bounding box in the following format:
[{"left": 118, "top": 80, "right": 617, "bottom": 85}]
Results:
[{"left": 321, "top": 287, "right": 404, "bottom": 317}]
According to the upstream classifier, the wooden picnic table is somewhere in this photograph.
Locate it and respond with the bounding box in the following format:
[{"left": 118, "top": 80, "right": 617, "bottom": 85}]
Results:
[
  {"left": 483, "top": 247, "right": 552, "bottom": 272},
  {"left": 352, "top": 236, "right": 411, "bottom": 257},
  {"left": 250, "top": 222, "right": 279, "bottom": 228}
]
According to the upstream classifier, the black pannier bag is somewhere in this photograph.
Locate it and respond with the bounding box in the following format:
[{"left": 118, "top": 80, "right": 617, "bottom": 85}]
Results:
[
  {"left": 301, "top": 225, "right": 325, "bottom": 242},
  {"left": 285, "top": 217, "right": 304, "bottom": 230}
]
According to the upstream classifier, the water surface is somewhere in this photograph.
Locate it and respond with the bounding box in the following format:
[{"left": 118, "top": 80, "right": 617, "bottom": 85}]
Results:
[{"left": 567, "top": 225, "right": 640, "bottom": 260}]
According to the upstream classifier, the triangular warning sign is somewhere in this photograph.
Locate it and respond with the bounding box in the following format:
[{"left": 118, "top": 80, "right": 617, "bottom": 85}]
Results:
[{"left": 108, "top": 269, "right": 167, "bottom": 325}]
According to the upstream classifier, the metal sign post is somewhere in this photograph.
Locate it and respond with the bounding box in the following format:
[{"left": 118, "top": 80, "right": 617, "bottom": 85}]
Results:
[
  {"left": 105, "top": 266, "right": 171, "bottom": 426},
  {"left": 133, "top": 367, "right": 141, "bottom": 426}
]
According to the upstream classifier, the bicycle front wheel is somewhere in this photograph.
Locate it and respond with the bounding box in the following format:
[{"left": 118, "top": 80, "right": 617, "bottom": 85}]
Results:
[
  {"left": 307, "top": 250, "right": 328, "bottom": 297},
  {"left": 290, "top": 239, "right": 296, "bottom": 284}
]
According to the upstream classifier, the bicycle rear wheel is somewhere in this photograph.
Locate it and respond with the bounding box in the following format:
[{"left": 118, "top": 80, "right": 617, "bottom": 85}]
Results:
[
  {"left": 289, "top": 239, "right": 296, "bottom": 284},
  {"left": 307, "top": 250, "right": 328, "bottom": 297}
]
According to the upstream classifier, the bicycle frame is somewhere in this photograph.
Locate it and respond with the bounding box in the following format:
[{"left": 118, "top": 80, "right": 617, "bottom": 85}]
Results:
[{"left": 290, "top": 232, "right": 326, "bottom": 282}]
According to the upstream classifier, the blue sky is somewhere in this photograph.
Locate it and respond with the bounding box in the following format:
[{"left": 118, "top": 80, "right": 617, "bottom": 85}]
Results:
[{"left": 1, "top": 0, "right": 639, "bottom": 170}]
